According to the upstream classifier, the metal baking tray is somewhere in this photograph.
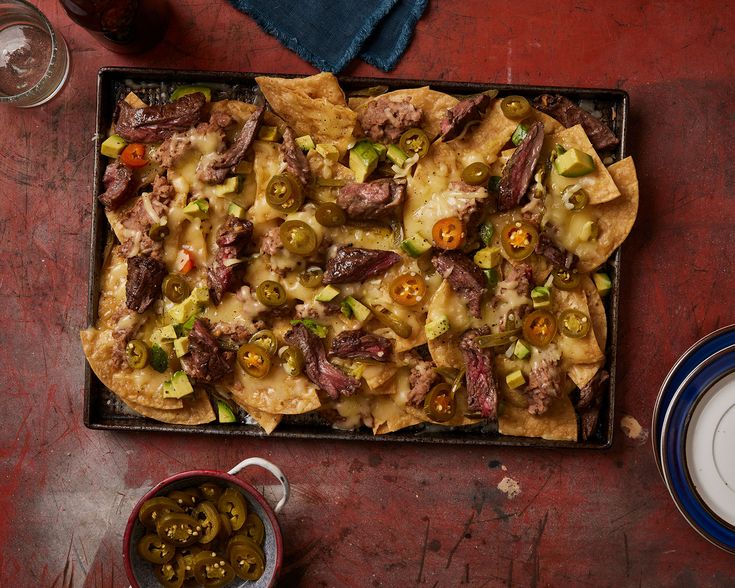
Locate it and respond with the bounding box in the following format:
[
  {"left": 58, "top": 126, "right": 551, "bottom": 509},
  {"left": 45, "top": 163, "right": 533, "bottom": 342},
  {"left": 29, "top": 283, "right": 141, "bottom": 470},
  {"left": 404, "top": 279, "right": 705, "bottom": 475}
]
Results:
[{"left": 84, "top": 67, "right": 628, "bottom": 449}]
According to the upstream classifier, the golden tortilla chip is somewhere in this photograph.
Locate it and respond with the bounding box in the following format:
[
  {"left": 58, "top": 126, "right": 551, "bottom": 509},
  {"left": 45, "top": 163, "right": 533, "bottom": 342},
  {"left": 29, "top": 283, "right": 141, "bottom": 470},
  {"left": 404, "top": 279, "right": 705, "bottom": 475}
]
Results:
[
  {"left": 362, "top": 363, "right": 398, "bottom": 392},
  {"left": 256, "top": 73, "right": 357, "bottom": 155},
  {"left": 567, "top": 275, "right": 609, "bottom": 388},
  {"left": 353, "top": 87, "right": 458, "bottom": 140},
  {"left": 371, "top": 395, "right": 422, "bottom": 434},
  {"left": 238, "top": 402, "right": 282, "bottom": 434},
  {"left": 81, "top": 327, "right": 184, "bottom": 411},
  {"left": 499, "top": 390, "right": 578, "bottom": 441},
  {"left": 123, "top": 388, "right": 216, "bottom": 425},
  {"left": 531, "top": 108, "right": 565, "bottom": 134},
  {"left": 547, "top": 125, "right": 621, "bottom": 205},
  {"left": 450, "top": 98, "right": 520, "bottom": 156},
  {"left": 210, "top": 99, "right": 258, "bottom": 124},
  {"left": 575, "top": 156, "right": 639, "bottom": 272},
  {"left": 229, "top": 364, "right": 321, "bottom": 415},
  {"left": 553, "top": 288, "right": 605, "bottom": 365}
]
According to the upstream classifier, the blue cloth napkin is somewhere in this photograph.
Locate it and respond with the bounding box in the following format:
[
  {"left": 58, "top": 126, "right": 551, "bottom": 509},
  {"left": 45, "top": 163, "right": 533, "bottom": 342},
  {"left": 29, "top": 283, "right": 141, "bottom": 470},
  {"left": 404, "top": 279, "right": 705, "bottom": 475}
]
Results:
[{"left": 227, "top": 0, "right": 428, "bottom": 72}]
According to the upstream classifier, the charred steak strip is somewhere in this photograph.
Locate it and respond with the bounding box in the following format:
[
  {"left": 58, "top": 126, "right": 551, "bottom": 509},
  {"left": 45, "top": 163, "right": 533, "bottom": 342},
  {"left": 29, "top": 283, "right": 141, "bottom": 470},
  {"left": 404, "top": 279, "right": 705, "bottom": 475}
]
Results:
[
  {"left": 208, "top": 216, "right": 254, "bottom": 305},
  {"left": 527, "top": 359, "right": 562, "bottom": 416},
  {"left": 285, "top": 323, "right": 360, "bottom": 399},
  {"left": 181, "top": 318, "right": 234, "bottom": 383},
  {"left": 323, "top": 246, "right": 401, "bottom": 285},
  {"left": 359, "top": 97, "right": 423, "bottom": 143},
  {"left": 115, "top": 92, "right": 207, "bottom": 143},
  {"left": 440, "top": 94, "right": 492, "bottom": 141},
  {"left": 577, "top": 369, "right": 610, "bottom": 410},
  {"left": 281, "top": 126, "right": 311, "bottom": 186},
  {"left": 498, "top": 120, "right": 544, "bottom": 211},
  {"left": 432, "top": 250, "right": 487, "bottom": 318},
  {"left": 460, "top": 329, "right": 499, "bottom": 419},
  {"left": 336, "top": 180, "right": 405, "bottom": 220},
  {"left": 99, "top": 161, "right": 135, "bottom": 210},
  {"left": 534, "top": 234, "right": 577, "bottom": 270},
  {"left": 534, "top": 94, "right": 619, "bottom": 151},
  {"left": 197, "top": 106, "right": 264, "bottom": 184},
  {"left": 125, "top": 255, "right": 166, "bottom": 313},
  {"left": 329, "top": 330, "right": 394, "bottom": 362}
]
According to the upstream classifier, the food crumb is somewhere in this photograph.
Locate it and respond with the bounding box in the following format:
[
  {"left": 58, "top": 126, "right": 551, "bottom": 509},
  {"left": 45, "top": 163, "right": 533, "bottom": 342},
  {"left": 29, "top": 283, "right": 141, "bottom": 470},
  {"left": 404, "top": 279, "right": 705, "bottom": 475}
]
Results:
[
  {"left": 620, "top": 414, "right": 649, "bottom": 444},
  {"left": 497, "top": 476, "right": 521, "bottom": 499}
]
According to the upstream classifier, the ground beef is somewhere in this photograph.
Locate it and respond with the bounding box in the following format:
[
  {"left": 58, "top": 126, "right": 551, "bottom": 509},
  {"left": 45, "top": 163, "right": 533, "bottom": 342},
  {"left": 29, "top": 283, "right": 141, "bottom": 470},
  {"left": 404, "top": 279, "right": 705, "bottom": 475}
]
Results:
[
  {"left": 119, "top": 175, "right": 175, "bottom": 258},
  {"left": 99, "top": 161, "right": 136, "bottom": 210},
  {"left": 359, "top": 97, "right": 423, "bottom": 143},
  {"left": 408, "top": 360, "right": 440, "bottom": 407},
  {"left": 337, "top": 180, "right": 405, "bottom": 220},
  {"left": 535, "top": 234, "right": 577, "bottom": 270},
  {"left": 504, "top": 263, "right": 533, "bottom": 297},
  {"left": 259, "top": 226, "right": 283, "bottom": 256},
  {"left": 527, "top": 359, "right": 562, "bottom": 416},
  {"left": 211, "top": 322, "right": 252, "bottom": 347}
]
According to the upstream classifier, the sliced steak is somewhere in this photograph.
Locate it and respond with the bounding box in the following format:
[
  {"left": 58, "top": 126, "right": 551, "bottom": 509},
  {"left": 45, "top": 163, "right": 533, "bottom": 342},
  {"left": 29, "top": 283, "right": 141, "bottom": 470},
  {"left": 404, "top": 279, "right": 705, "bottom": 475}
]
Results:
[
  {"left": 440, "top": 94, "right": 492, "bottom": 141},
  {"left": 432, "top": 250, "right": 487, "bottom": 318},
  {"left": 336, "top": 180, "right": 405, "bottom": 220},
  {"left": 534, "top": 94, "right": 619, "bottom": 151},
  {"left": 197, "top": 106, "right": 264, "bottom": 184},
  {"left": 498, "top": 120, "right": 544, "bottom": 211},
  {"left": 577, "top": 369, "right": 610, "bottom": 410},
  {"left": 408, "top": 360, "right": 440, "bottom": 407},
  {"left": 181, "top": 318, "right": 234, "bottom": 383},
  {"left": 323, "top": 246, "right": 401, "bottom": 285},
  {"left": 99, "top": 161, "right": 135, "bottom": 210},
  {"left": 281, "top": 126, "right": 311, "bottom": 186},
  {"left": 359, "top": 97, "right": 423, "bottom": 143},
  {"left": 534, "top": 234, "right": 577, "bottom": 270},
  {"left": 125, "top": 255, "right": 166, "bottom": 313},
  {"left": 115, "top": 92, "right": 207, "bottom": 143},
  {"left": 460, "top": 328, "right": 499, "bottom": 419},
  {"left": 329, "top": 330, "right": 393, "bottom": 362},
  {"left": 208, "top": 216, "right": 254, "bottom": 305},
  {"left": 527, "top": 359, "right": 562, "bottom": 416},
  {"left": 284, "top": 323, "right": 361, "bottom": 399}
]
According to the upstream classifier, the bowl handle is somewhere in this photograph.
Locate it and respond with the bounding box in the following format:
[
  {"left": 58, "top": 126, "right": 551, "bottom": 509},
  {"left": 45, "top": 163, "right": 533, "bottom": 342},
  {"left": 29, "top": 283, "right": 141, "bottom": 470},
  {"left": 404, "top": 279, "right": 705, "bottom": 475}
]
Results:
[{"left": 228, "top": 457, "right": 290, "bottom": 514}]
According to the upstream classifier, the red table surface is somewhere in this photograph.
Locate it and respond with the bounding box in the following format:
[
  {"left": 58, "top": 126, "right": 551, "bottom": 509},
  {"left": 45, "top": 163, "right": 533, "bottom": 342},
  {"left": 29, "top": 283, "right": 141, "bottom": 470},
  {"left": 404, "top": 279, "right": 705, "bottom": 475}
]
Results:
[{"left": 1, "top": 1, "right": 734, "bottom": 586}]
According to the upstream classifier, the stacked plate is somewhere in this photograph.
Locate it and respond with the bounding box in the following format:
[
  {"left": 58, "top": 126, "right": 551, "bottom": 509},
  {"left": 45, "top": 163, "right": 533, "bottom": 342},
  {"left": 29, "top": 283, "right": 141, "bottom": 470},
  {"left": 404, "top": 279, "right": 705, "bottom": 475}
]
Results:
[{"left": 654, "top": 325, "right": 735, "bottom": 553}]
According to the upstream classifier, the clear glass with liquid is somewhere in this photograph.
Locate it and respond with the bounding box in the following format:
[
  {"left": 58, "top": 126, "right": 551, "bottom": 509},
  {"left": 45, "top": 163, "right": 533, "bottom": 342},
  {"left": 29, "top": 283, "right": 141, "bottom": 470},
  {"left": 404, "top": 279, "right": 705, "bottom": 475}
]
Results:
[{"left": 0, "top": 0, "right": 69, "bottom": 107}]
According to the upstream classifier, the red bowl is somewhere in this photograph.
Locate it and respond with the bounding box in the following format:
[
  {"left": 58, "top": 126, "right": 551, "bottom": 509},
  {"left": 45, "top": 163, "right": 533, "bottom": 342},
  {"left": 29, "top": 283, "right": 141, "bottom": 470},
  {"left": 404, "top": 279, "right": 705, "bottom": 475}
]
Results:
[{"left": 123, "top": 458, "right": 289, "bottom": 588}]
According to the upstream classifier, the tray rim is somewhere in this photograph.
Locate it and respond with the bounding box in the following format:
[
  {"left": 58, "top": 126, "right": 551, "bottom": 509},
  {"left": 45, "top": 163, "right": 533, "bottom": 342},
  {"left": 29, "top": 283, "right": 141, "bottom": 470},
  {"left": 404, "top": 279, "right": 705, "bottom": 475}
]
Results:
[{"left": 84, "top": 66, "right": 628, "bottom": 450}]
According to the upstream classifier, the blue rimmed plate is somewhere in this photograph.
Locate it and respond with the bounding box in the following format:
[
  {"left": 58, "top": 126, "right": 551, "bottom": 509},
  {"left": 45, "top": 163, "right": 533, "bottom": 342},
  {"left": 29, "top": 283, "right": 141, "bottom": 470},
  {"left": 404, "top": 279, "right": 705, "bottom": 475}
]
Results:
[
  {"left": 660, "top": 344, "right": 735, "bottom": 553},
  {"left": 653, "top": 325, "right": 735, "bottom": 477}
]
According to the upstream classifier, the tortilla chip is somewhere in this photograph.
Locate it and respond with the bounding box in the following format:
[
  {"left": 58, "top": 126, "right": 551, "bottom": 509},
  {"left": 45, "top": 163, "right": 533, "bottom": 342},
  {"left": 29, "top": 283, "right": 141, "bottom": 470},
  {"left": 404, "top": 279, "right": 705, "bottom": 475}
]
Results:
[
  {"left": 567, "top": 275, "right": 609, "bottom": 389},
  {"left": 547, "top": 125, "right": 621, "bottom": 205},
  {"left": 405, "top": 389, "right": 482, "bottom": 427},
  {"left": 362, "top": 363, "right": 398, "bottom": 392},
  {"left": 553, "top": 288, "right": 605, "bottom": 365},
  {"left": 575, "top": 156, "right": 639, "bottom": 272},
  {"left": 239, "top": 403, "right": 282, "bottom": 434},
  {"left": 209, "top": 99, "right": 258, "bottom": 124},
  {"left": 499, "top": 390, "right": 578, "bottom": 441},
  {"left": 531, "top": 108, "right": 565, "bottom": 134},
  {"left": 81, "top": 327, "right": 184, "bottom": 411},
  {"left": 371, "top": 396, "right": 422, "bottom": 434},
  {"left": 256, "top": 73, "right": 357, "bottom": 155},
  {"left": 123, "top": 388, "right": 216, "bottom": 425},
  {"left": 229, "top": 364, "right": 321, "bottom": 415},
  {"left": 450, "top": 98, "right": 520, "bottom": 156},
  {"left": 353, "top": 87, "right": 458, "bottom": 140}
]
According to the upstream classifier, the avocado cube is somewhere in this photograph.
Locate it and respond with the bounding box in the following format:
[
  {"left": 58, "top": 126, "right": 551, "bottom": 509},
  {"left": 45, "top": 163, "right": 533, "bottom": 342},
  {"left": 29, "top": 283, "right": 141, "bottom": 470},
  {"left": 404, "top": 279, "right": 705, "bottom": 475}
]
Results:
[
  {"left": 343, "top": 296, "right": 371, "bottom": 322},
  {"left": 316, "top": 143, "right": 340, "bottom": 161},
  {"left": 505, "top": 369, "right": 526, "bottom": 389},
  {"left": 531, "top": 286, "right": 551, "bottom": 309},
  {"left": 349, "top": 141, "right": 379, "bottom": 183},
  {"left": 554, "top": 148, "right": 595, "bottom": 177},
  {"left": 425, "top": 315, "right": 450, "bottom": 341},
  {"left": 227, "top": 202, "right": 246, "bottom": 219},
  {"left": 473, "top": 246, "right": 501, "bottom": 269},
  {"left": 296, "top": 135, "right": 316, "bottom": 152},
  {"left": 371, "top": 142, "right": 387, "bottom": 160},
  {"left": 400, "top": 234, "right": 432, "bottom": 257},
  {"left": 182, "top": 199, "right": 209, "bottom": 219},
  {"left": 162, "top": 370, "right": 194, "bottom": 399},
  {"left": 173, "top": 336, "right": 189, "bottom": 358},
  {"left": 315, "top": 285, "right": 340, "bottom": 302},
  {"left": 100, "top": 134, "right": 128, "bottom": 159},
  {"left": 170, "top": 85, "right": 212, "bottom": 102},
  {"left": 216, "top": 400, "right": 237, "bottom": 423},
  {"left": 150, "top": 324, "right": 178, "bottom": 347},
  {"left": 258, "top": 125, "right": 281, "bottom": 141},
  {"left": 386, "top": 144, "right": 408, "bottom": 167},
  {"left": 214, "top": 176, "right": 243, "bottom": 196},
  {"left": 514, "top": 340, "right": 531, "bottom": 360},
  {"left": 593, "top": 272, "right": 612, "bottom": 296}
]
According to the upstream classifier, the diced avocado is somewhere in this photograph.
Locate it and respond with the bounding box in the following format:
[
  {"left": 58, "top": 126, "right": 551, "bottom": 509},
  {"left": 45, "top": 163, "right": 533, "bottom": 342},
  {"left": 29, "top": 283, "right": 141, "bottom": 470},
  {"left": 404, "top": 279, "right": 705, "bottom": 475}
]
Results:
[
  {"left": 217, "top": 400, "right": 237, "bottom": 423},
  {"left": 234, "top": 160, "right": 253, "bottom": 174},
  {"left": 425, "top": 315, "right": 450, "bottom": 340},
  {"left": 315, "top": 285, "right": 340, "bottom": 302},
  {"left": 316, "top": 143, "right": 340, "bottom": 161},
  {"left": 182, "top": 199, "right": 209, "bottom": 219},
  {"left": 227, "top": 202, "right": 246, "bottom": 219},
  {"left": 514, "top": 340, "right": 531, "bottom": 360},
  {"left": 554, "top": 147, "right": 595, "bottom": 177},
  {"left": 473, "top": 246, "right": 501, "bottom": 269},
  {"left": 150, "top": 324, "right": 178, "bottom": 346},
  {"left": 400, "top": 234, "right": 432, "bottom": 257},
  {"left": 505, "top": 369, "right": 526, "bottom": 389},
  {"left": 593, "top": 272, "right": 612, "bottom": 296},
  {"left": 296, "top": 135, "right": 315, "bottom": 152},
  {"left": 343, "top": 296, "right": 371, "bottom": 322},
  {"left": 169, "top": 286, "right": 209, "bottom": 323},
  {"left": 479, "top": 223, "right": 494, "bottom": 246},
  {"left": 100, "top": 134, "right": 128, "bottom": 158},
  {"left": 349, "top": 141, "right": 379, "bottom": 183},
  {"left": 484, "top": 268, "right": 499, "bottom": 288},
  {"left": 173, "top": 336, "right": 189, "bottom": 358},
  {"left": 177, "top": 314, "right": 198, "bottom": 336},
  {"left": 171, "top": 85, "right": 212, "bottom": 102},
  {"left": 191, "top": 286, "right": 209, "bottom": 303},
  {"left": 371, "top": 142, "right": 387, "bottom": 160},
  {"left": 531, "top": 286, "right": 551, "bottom": 309},
  {"left": 214, "top": 176, "right": 243, "bottom": 196},
  {"left": 162, "top": 370, "right": 194, "bottom": 399},
  {"left": 386, "top": 144, "right": 408, "bottom": 167},
  {"left": 258, "top": 125, "right": 280, "bottom": 141},
  {"left": 511, "top": 123, "right": 530, "bottom": 146}
]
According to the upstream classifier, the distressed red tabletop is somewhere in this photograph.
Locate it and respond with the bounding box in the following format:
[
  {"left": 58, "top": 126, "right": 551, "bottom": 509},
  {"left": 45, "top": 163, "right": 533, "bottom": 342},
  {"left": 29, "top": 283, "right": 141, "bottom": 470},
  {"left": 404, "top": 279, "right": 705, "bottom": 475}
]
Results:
[{"left": 1, "top": 1, "right": 734, "bottom": 587}]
